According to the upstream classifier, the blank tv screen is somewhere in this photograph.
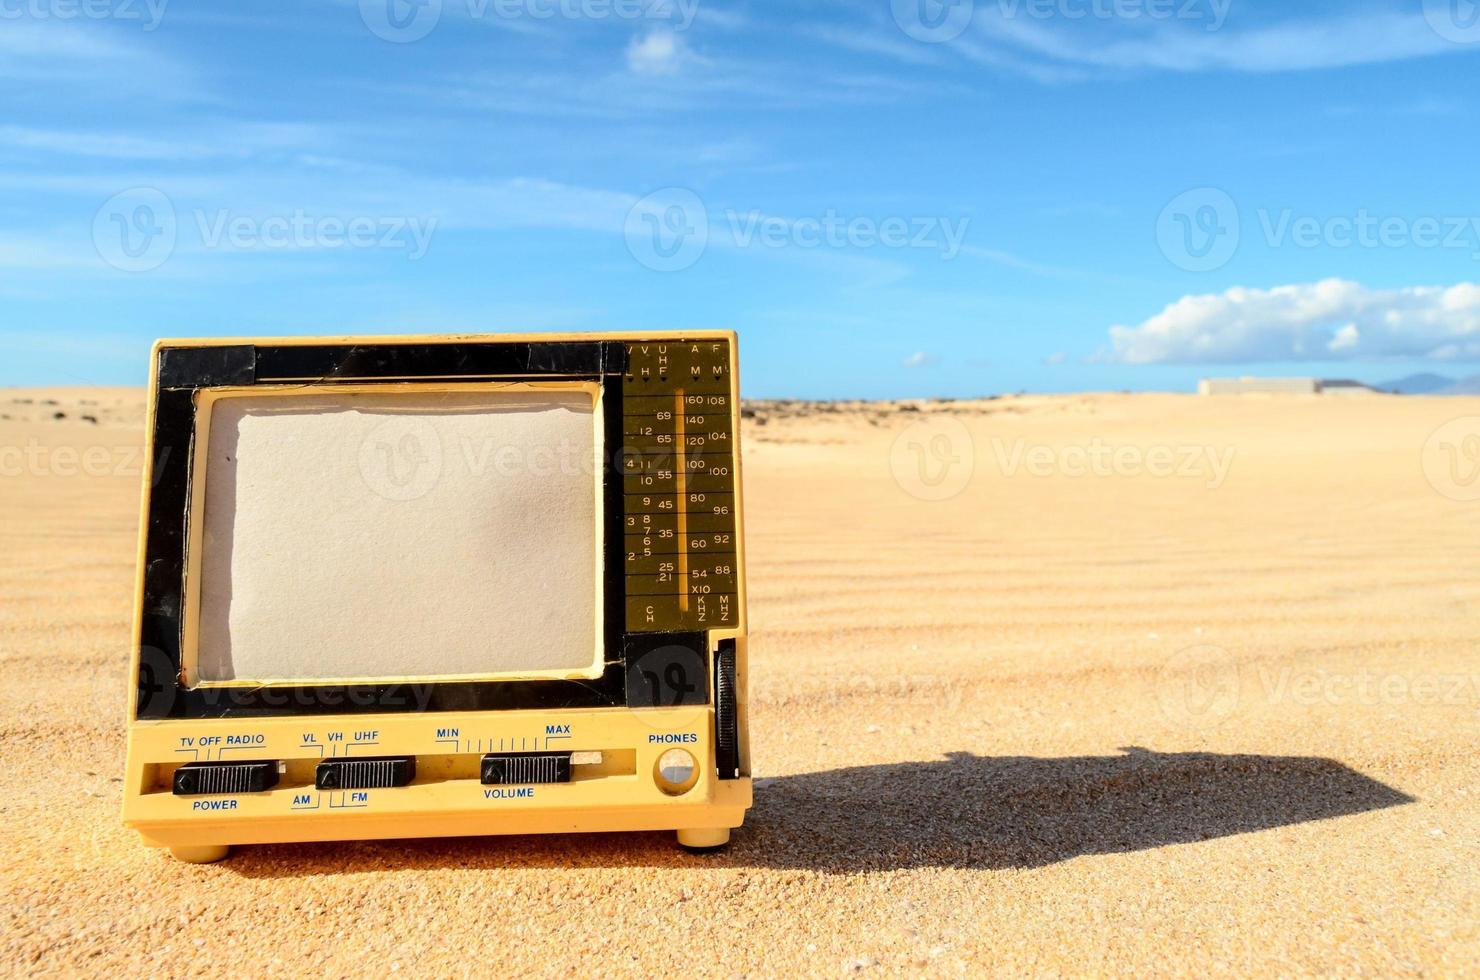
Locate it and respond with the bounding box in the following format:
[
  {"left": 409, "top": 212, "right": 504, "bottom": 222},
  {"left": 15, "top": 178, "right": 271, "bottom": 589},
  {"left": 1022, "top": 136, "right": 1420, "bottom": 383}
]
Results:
[{"left": 192, "top": 387, "right": 601, "bottom": 684}]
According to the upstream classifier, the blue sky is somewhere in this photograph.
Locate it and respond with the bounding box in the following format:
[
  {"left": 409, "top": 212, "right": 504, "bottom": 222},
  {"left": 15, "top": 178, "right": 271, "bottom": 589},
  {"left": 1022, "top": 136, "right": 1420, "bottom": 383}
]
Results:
[{"left": 1, "top": 0, "right": 1478, "bottom": 397}]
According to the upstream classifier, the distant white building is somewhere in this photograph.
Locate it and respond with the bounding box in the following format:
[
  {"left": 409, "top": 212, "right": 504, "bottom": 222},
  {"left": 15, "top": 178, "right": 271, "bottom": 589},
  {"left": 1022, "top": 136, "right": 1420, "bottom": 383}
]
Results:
[
  {"left": 1318, "top": 379, "right": 1382, "bottom": 396},
  {"left": 1198, "top": 377, "right": 1379, "bottom": 396},
  {"left": 1199, "top": 377, "right": 1319, "bottom": 395}
]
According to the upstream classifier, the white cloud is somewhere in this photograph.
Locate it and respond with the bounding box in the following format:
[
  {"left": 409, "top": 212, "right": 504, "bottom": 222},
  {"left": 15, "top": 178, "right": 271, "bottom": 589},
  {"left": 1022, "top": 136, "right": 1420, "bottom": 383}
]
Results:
[
  {"left": 959, "top": 245, "right": 1095, "bottom": 281},
  {"left": 0, "top": 126, "right": 230, "bottom": 161},
  {"left": 438, "top": 52, "right": 947, "bottom": 119},
  {"left": 0, "top": 170, "right": 638, "bottom": 236},
  {"left": 694, "top": 6, "right": 749, "bottom": 31},
  {"left": 818, "top": 8, "right": 1462, "bottom": 82},
  {"left": 1328, "top": 323, "right": 1361, "bottom": 352},
  {"left": 0, "top": 21, "right": 133, "bottom": 71},
  {"left": 626, "top": 31, "right": 686, "bottom": 75},
  {"left": 0, "top": 168, "right": 912, "bottom": 286},
  {"left": 0, "top": 20, "right": 196, "bottom": 95},
  {"left": 901, "top": 351, "right": 938, "bottom": 368},
  {"left": 1044, "top": 351, "right": 1068, "bottom": 365},
  {"left": 805, "top": 25, "right": 944, "bottom": 66},
  {"left": 975, "top": 10, "right": 1454, "bottom": 75},
  {"left": 957, "top": 245, "right": 1138, "bottom": 287},
  {"left": 1107, "top": 280, "right": 1480, "bottom": 364},
  {"left": 0, "top": 234, "right": 103, "bottom": 271}
]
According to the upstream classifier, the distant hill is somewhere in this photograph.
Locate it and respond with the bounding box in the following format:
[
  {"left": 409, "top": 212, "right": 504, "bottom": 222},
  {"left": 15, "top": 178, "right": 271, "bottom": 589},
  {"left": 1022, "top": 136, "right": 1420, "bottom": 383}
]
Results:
[
  {"left": 1372, "top": 373, "right": 1480, "bottom": 395},
  {"left": 1439, "top": 375, "right": 1480, "bottom": 395},
  {"left": 1376, "top": 373, "right": 1456, "bottom": 394}
]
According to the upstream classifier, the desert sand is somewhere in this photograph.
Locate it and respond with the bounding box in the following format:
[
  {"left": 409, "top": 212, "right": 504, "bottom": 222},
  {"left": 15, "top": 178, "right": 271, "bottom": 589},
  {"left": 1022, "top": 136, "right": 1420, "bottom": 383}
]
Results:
[{"left": 2, "top": 387, "right": 1477, "bottom": 975}]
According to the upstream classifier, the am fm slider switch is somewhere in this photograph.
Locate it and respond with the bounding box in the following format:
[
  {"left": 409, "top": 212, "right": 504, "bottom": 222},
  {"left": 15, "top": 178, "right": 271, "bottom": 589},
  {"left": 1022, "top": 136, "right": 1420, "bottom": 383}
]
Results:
[{"left": 315, "top": 756, "right": 416, "bottom": 790}]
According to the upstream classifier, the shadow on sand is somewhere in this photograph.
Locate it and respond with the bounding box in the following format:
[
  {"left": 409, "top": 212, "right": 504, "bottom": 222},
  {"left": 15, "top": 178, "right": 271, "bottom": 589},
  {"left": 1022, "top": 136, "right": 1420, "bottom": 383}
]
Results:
[{"left": 225, "top": 747, "right": 1413, "bottom": 877}]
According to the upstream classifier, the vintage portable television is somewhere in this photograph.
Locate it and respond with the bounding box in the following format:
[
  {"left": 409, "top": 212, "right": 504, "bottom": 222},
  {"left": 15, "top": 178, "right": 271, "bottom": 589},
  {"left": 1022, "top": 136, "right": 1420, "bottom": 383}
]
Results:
[{"left": 122, "top": 332, "right": 749, "bottom": 862}]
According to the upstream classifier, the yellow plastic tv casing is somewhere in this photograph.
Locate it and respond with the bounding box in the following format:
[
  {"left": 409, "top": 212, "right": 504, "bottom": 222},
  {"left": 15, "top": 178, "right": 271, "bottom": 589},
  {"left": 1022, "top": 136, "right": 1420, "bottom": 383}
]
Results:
[{"left": 122, "top": 331, "right": 751, "bottom": 863}]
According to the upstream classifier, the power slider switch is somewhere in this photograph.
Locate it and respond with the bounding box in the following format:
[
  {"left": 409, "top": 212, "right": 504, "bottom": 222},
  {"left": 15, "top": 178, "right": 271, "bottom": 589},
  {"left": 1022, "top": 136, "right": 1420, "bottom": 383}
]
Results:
[{"left": 173, "top": 760, "right": 280, "bottom": 796}]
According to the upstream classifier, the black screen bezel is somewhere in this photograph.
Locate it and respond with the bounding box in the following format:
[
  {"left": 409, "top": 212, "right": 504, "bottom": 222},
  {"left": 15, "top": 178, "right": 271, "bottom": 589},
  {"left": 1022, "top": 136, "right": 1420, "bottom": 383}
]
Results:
[{"left": 134, "top": 340, "right": 651, "bottom": 719}]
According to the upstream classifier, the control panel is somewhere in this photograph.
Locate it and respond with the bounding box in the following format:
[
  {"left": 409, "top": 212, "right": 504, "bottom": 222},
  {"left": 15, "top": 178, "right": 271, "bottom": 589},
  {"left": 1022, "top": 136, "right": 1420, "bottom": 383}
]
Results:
[{"left": 129, "top": 711, "right": 728, "bottom": 825}]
